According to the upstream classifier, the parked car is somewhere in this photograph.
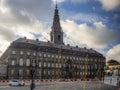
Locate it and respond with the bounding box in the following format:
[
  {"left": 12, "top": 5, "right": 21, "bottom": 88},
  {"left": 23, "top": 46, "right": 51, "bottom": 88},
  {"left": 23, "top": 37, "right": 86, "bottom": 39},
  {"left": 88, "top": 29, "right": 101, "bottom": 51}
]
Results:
[{"left": 9, "top": 79, "right": 25, "bottom": 86}]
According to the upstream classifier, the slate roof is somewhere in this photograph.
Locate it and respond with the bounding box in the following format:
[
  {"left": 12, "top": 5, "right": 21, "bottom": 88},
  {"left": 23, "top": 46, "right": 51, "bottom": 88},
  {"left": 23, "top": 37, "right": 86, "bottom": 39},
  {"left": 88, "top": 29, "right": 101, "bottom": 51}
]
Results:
[
  {"left": 11, "top": 38, "right": 103, "bottom": 56},
  {"left": 107, "top": 60, "right": 120, "bottom": 65}
]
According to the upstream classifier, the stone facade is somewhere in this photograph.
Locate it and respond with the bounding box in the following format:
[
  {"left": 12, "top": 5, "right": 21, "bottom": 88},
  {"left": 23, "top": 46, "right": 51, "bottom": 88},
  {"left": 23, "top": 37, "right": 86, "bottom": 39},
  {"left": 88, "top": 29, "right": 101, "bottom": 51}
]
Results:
[
  {"left": 0, "top": 38, "right": 105, "bottom": 79},
  {"left": 0, "top": 5, "right": 105, "bottom": 79},
  {"left": 0, "top": 61, "right": 7, "bottom": 79}
]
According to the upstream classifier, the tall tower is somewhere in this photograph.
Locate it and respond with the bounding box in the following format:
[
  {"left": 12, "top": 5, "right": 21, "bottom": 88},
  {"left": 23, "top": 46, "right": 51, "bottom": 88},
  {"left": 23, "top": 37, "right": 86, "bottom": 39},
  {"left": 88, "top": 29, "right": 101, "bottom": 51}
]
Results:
[{"left": 50, "top": 4, "right": 64, "bottom": 45}]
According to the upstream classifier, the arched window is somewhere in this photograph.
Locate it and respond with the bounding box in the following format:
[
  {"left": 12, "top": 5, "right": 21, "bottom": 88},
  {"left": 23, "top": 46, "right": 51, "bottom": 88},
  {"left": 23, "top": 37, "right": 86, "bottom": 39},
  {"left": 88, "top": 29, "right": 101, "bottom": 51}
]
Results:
[{"left": 19, "top": 58, "right": 23, "bottom": 66}]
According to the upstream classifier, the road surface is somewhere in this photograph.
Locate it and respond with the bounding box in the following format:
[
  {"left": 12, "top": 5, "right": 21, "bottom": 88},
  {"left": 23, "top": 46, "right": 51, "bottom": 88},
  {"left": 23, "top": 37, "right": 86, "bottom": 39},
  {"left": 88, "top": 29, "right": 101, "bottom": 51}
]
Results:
[{"left": 0, "top": 81, "right": 119, "bottom": 90}]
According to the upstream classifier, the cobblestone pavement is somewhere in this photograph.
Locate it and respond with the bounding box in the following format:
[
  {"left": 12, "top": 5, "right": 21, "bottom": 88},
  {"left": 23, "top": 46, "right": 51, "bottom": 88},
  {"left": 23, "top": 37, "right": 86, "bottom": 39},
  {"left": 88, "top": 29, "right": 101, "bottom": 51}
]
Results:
[{"left": 0, "top": 81, "right": 119, "bottom": 90}]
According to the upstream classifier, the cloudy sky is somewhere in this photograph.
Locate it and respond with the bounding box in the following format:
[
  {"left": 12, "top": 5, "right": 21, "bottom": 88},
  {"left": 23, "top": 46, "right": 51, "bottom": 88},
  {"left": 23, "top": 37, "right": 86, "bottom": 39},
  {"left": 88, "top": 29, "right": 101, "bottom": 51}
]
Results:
[{"left": 0, "top": 0, "right": 120, "bottom": 62}]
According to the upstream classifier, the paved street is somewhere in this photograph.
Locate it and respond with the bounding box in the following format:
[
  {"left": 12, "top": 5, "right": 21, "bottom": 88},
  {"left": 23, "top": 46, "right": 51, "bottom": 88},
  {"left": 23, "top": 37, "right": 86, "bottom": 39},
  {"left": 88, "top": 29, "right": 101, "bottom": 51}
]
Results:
[{"left": 0, "top": 81, "right": 119, "bottom": 90}]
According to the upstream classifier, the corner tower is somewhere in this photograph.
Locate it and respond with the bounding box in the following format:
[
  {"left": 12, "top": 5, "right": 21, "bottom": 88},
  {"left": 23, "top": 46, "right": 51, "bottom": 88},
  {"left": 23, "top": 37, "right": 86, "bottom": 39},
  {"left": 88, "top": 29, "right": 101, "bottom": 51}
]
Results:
[{"left": 50, "top": 4, "right": 64, "bottom": 45}]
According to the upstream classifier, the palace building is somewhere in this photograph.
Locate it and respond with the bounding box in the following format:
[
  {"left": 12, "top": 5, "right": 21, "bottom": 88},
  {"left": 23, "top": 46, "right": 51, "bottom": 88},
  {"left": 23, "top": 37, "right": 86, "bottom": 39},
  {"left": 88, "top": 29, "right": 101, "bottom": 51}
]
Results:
[{"left": 0, "top": 5, "right": 105, "bottom": 79}]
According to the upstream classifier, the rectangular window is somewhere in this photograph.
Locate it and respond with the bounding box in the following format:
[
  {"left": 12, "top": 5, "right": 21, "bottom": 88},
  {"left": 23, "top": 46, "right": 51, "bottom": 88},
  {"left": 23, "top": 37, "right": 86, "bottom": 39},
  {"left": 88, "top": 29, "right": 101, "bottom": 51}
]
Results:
[
  {"left": 48, "top": 71, "right": 50, "bottom": 75},
  {"left": 33, "top": 52, "right": 36, "bottom": 56},
  {"left": 11, "top": 70, "right": 14, "bottom": 75},
  {"left": 19, "top": 69, "right": 22, "bottom": 75},
  {"left": 63, "top": 64, "right": 65, "bottom": 68},
  {"left": 44, "top": 62, "right": 46, "bottom": 67},
  {"left": 44, "top": 53, "right": 46, "bottom": 57},
  {"left": 52, "top": 63, "right": 54, "bottom": 67},
  {"left": 11, "top": 60, "right": 15, "bottom": 66},
  {"left": 48, "top": 63, "right": 50, "bottom": 67},
  {"left": 12, "top": 50, "right": 16, "bottom": 54},
  {"left": 52, "top": 71, "right": 54, "bottom": 75},
  {"left": 26, "top": 59, "right": 30, "bottom": 66},
  {"left": 44, "top": 70, "right": 46, "bottom": 75},
  {"left": 39, "top": 53, "right": 41, "bottom": 57},
  {"left": 56, "top": 63, "right": 58, "bottom": 68},
  {"left": 52, "top": 54, "right": 54, "bottom": 58},
  {"left": 39, "top": 62, "right": 42, "bottom": 67},
  {"left": 48, "top": 54, "right": 50, "bottom": 57},
  {"left": 19, "top": 58, "right": 23, "bottom": 66},
  {"left": 66, "top": 56, "right": 68, "bottom": 59},
  {"left": 59, "top": 55, "right": 61, "bottom": 58},
  {"left": 27, "top": 51, "right": 30, "bottom": 55},
  {"left": 20, "top": 51, "right": 23, "bottom": 55},
  {"left": 56, "top": 55, "right": 58, "bottom": 58},
  {"left": 59, "top": 63, "right": 61, "bottom": 68}
]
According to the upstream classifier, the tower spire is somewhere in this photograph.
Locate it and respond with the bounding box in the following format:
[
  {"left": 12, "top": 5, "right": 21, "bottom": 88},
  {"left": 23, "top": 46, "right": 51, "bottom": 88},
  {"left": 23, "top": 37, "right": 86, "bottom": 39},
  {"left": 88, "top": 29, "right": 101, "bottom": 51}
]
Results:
[
  {"left": 50, "top": 3, "right": 64, "bottom": 45},
  {"left": 55, "top": 0, "right": 57, "bottom": 9}
]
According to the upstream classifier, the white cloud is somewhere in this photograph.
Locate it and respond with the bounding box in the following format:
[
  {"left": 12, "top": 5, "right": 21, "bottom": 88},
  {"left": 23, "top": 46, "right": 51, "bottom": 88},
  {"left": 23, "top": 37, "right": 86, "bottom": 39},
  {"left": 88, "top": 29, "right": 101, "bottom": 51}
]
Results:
[
  {"left": 99, "top": 0, "right": 120, "bottom": 11},
  {"left": 107, "top": 44, "right": 120, "bottom": 62},
  {"left": 0, "top": 40, "right": 10, "bottom": 56},
  {"left": 61, "top": 20, "right": 120, "bottom": 49},
  {"left": 0, "top": 0, "right": 50, "bottom": 56}
]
